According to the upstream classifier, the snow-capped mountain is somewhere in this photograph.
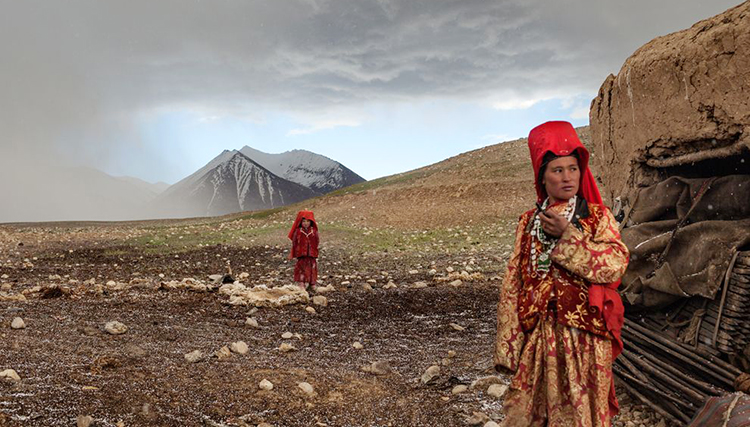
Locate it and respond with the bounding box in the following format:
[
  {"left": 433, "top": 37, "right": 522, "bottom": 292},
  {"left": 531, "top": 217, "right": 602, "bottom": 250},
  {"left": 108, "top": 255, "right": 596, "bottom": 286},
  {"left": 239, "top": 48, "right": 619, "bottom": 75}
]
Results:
[
  {"left": 239, "top": 146, "right": 365, "bottom": 194},
  {"left": 152, "top": 151, "right": 321, "bottom": 218}
]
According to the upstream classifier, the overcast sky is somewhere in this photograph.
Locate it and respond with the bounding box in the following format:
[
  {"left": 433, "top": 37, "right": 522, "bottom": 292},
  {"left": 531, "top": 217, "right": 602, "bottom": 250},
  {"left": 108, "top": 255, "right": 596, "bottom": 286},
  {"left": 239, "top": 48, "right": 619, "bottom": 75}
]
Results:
[{"left": 0, "top": 0, "right": 744, "bottom": 184}]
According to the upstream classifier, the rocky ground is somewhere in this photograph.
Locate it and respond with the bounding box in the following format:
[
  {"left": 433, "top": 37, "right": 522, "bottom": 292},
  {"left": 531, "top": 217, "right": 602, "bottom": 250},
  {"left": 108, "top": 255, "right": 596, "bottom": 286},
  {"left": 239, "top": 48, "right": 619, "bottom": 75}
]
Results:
[{"left": 0, "top": 154, "right": 671, "bottom": 427}]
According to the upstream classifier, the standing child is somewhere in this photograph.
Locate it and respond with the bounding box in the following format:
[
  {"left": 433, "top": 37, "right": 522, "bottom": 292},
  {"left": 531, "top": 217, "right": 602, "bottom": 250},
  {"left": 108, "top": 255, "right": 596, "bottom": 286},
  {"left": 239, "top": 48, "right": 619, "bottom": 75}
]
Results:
[{"left": 288, "top": 210, "right": 319, "bottom": 291}]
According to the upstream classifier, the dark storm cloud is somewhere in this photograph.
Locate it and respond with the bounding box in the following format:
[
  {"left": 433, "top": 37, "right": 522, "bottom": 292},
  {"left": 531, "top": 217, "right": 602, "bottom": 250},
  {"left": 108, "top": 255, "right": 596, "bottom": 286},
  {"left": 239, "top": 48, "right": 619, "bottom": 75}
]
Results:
[{"left": 0, "top": 0, "right": 743, "bottom": 220}]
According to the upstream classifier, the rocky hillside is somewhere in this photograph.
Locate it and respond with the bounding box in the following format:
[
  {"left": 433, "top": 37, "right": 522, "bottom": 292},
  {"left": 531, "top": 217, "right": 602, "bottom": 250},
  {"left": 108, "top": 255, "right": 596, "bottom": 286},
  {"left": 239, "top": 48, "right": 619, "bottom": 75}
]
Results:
[{"left": 275, "top": 127, "right": 592, "bottom": 229}]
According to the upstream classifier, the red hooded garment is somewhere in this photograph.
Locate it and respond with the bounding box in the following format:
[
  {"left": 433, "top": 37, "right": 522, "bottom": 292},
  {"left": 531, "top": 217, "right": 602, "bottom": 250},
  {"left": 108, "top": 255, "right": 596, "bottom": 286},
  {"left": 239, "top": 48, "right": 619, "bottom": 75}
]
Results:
[
  {"left": 288, "top": 210, "right": 319, "bottom": 259},
  {"left": 528, "top": 121, "right": 625, "bottom": 414}
]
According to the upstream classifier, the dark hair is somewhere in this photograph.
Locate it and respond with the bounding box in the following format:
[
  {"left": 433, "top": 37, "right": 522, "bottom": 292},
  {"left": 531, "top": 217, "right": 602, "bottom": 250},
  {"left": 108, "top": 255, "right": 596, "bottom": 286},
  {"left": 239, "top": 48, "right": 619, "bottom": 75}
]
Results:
[{"left": 538, "top": 151, "right": 580, "bottom": 186}]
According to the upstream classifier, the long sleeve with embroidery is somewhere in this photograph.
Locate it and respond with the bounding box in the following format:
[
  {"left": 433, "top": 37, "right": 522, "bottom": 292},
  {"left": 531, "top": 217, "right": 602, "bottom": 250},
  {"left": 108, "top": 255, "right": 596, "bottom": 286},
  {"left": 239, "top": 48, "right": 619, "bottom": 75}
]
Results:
[
  {"left": 551, "top": 205, "right": 629, "bottom": 284},
  {"left": 494, "top": 217, "right": 528, "bottom": 373}
]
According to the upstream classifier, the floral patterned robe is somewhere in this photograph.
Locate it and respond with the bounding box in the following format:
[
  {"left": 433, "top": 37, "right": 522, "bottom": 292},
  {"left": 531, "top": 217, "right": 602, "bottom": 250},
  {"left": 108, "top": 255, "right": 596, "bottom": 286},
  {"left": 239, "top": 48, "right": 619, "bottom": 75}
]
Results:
[{"left": 495, "top": 201, "right": 629, "bottom": 427}]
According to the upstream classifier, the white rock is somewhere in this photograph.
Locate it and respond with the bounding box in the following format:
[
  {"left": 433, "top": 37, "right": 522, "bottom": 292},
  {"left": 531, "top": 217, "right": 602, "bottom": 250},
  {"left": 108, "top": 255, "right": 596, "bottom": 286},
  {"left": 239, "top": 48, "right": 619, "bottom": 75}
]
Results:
[
  {"left": 315, "top": 284, "right": 335, "bottom": 293},
  {"left": 409, "top": 270, "right": 419, "bottom": 274},
  {"left": 245, "top": 317, "right": 260, "bottom": 328},
  {"left": 230, "top": 341, "right": 249, "bottom": 355},
  {"left": 259, "top": 379, "right": 274, "bottom": 391},
  {"left": 184, "top": 350, "right": 203, "bottom": 363},
  {"left": 239, "top": 272, "right": 250, "bottom": 279},
  {"left": 366, "top": 361, "right": 391, "bottom": 376},
  {"left": 361, "top": 283, "right": 373, "bottom": 291},
  {"left": 421, "top": 365, "right": 440, "bottom": 384},
  {"left": 484, "top": 422, "right": 501, "bottom": 427},
  {"left": 306, "top": 306, "right": 316, "bottom": 314},
  {"left": 0, "top": 283, "right": 11, "bottom": 291},
  {"left": 487, "top": 384, "right": 508, "bottom": 399},
  {"left": 340, "top": 281, "right": 351, "bottom": 286},
  {"left": 446, "top": 267, "right": 455, "bottom": 273},
  {"left": 279, "top": 343, "right": 296, "bottom": 352},
  {"left": 215, "top": 346, "right": 232, "bottom": 360},
  {"left": 449, "top": 279, "right": 463, "bottom": 287},
  {"left": 77, "top": 415, "right": 94, "bottom": 427},
  {"left": 11, "top": 317, "right": 25, "bottom": 329},
  {"left": 412, "top": 282, "right": 428, "bottom": 289},
  {"left": 465, "top": 412, "right": 490, "bottom": 426},
  {"left": 352, "top": 342, "right": 364, "bottom": 349},
  {"left": 452, "top": 385, "right": 468, "bottom": 394},
  {"left": 298, "top": 382, "right": 314, "bottom": 395},
  {"left": 383, "top": 282, "right": 398, "bottom": 290},
  {"left": 428, "top": 269, "right": 438, "bottom": 275},
  {"left": 447, "top": 350, "right": 457, "bottom": 358},
  {"left": 0, "top": 369, "right": 21, "bottom": 381},
  {"left": 470, "top": 376, "right": 504, "bottom": 391},
  {"left": 1, "top": 274, "right": 9, "bottom": 279},
  {"left": 104, "top": 321, "right": 128, "bottom": 335},
  {"left": 281, "top": 332, "right": 293, "bottom": 339},
  {"left": 449, "top": 323, "right": 465, "bottom": 331},
  {"left": 312, "top": 295, "right": 328, "bottom": 307}
]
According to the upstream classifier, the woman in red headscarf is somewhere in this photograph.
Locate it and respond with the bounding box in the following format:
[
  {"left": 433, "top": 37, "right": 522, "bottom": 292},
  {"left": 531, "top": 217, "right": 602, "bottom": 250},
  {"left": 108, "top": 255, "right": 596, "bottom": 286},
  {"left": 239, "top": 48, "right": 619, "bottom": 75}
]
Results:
[
  {"left": 288, "top": 210, "right": 319, "bottom": 291},
  {"left": 494, "top": 121, "right": 629, "bottom": 427}
]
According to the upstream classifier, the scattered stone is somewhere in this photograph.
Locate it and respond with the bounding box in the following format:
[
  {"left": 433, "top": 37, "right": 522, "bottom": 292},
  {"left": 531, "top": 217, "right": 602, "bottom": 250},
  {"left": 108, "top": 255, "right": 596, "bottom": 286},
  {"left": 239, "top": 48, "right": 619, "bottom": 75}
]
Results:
[
  {"left": 340, "top": 281, "right": 351, "bottom": 286},
  {"left": 279, "top": 343, "right": 296, "bottom": 352},
  {"left": 314, "top": 284, "right": 335, "bottom": 293},
  {"left": 259, "top": 379, "right": 274, "bottom": 391},
  {"left": 298, "top": 382, "right": 314, "bottom": 395},
  {"left": 421, "top": 365, "right": 440, "bottom": 384},
  {"left": 245, "top": 317, "right": 260, "bottom": 328},
  {"left": 449, "top": 323, "right": 465, "bottom": 331},
  {"left": 230, "top": 341, "right": 249, "bottom": 355},
  {"left": 0, "top": 369, "right": 21, "bottom": 382},
  {"left": 104, "top": 321, "right": 128, "bottom": 335},
  {"left": 361, "top": 283, "right": 373, "bottom": 291},
  {"left": 383, "top": 282, "right": 398, "bottom": 290},
  {"left": 239, "top": 272, "right": 250, "bottom": 279},
  {"left": 352, "top": 342, "right": 364, "bottom": 350},
  {"left": 465, "top": 412, "right": 490, "bottom": 426},
  {"left": 10, "top": 317, "right": 25, "bottom": 329},
  {"left": 408, "top": 270, "right": 419, "bottom": 274},
  {"left": 449, "top": 280, "right": 463, "bottom": 287},
  {"left": 470, "top": 376, "right": 504, "bottom": 391},
  {"left": 184, "top": 350, "right": 204, "bottom": 363},
  {"left": 364, "top": 361, "right": 392, "bottom": 376},
  {"left": 366, "top": 279, "right": 377, "bottom": 284},
  {"left": 258, "top": 423, "right": 273, "bottom": 427},
  {"left": 77, "top": 415, "right": 94, "bottom": 427},
  {"left": 1, "top": 274, "right": 8, "bottom": 279},
  {"left": 208, "top": 274, "right": 223, "bottom": 284},
  {"left": 448, "top": 350, "right": 457, "bottom": 358},
  {"left": 306, "top": 306, "right": 316, "bottom": 314},
  {"left": 215, "top": 346, "right": 232, "bottom": 360},
  {"left": 452, "top": 385, "right": 468, "bottom": 394},
  {"left": 446, "top": 267, "right": 455, "bottom": 273},
  {"left": 487, "top": 384, "right": 509, "bottom": 399},
  {"left": 312, "top": 296, "right": 328, "bottom": 307},
  {"left": 225, "top": 284, "right": 309, "bottom": 308},
  {"left": 0, "top": 283, "right": 11, "bottom": 291},
  {"left": 282, "top": 332, "right": 293, "bottom": 339},
  {"left": 484, "top": 422, "right": 500, "bottom": 427},
  {"left": 428, "top": 269, "right": 437, "bottom": 275},
  {"left": 412, "top": 282, "right": 428, "bottom": 289}
]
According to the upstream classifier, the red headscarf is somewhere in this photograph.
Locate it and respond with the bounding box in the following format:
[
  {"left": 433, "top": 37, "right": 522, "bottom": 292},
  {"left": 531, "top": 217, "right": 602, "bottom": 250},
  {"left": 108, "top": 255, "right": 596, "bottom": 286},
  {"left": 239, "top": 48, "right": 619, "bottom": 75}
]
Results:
[
  {"left": 528, "top": 121, "right": 602, "bottom": 204},
  {"left": 529, "top": 121, "right": 624, "bottom": 415},
  {"left": 288, "top": 210, "right": 317, "bottom": 240}
]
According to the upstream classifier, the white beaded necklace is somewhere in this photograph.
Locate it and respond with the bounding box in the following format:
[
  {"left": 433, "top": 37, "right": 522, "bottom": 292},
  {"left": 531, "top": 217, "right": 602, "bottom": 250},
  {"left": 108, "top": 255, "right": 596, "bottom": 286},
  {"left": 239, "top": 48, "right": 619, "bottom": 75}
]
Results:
[{"left": 529, "top": 195, "right": 577, "bottom": 276}]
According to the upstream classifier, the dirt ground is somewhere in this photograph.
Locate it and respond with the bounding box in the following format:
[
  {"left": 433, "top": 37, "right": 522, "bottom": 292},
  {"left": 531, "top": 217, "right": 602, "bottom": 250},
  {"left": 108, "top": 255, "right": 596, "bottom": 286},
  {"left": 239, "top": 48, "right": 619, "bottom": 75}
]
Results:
[{"left": 0, "top": 212, "right": 667, "bottom": 427}]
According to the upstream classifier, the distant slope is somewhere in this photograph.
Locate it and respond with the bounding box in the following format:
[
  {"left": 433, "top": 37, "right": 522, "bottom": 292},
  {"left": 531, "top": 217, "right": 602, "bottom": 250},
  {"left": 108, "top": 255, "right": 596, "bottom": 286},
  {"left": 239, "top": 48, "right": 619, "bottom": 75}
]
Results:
[
  {"left": 152, "top": 151, "right": 320, "bottom": 218},
  {"left": 239, "top": 146, "right": 365, "bottom": 193},
  {"left": 272, "top": 127, "right": 592, "bottom": 228}
]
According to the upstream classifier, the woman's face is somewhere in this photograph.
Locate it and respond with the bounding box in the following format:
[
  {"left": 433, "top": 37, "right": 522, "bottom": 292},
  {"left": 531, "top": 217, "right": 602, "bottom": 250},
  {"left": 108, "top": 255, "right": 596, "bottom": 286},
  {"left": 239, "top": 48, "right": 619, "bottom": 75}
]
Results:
[
  {"left": 542, "top": 156, "right": 580, "bottom": 203},
  {"left": 301, "top": 219, "right": 311, "bottom": 229}
]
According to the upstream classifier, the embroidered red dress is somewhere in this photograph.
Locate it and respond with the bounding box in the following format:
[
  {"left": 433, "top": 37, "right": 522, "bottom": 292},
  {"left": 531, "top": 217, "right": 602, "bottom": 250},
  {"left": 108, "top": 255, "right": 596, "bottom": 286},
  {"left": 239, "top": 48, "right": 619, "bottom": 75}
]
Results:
[
  {"left": 288, "top": 211, "right": 319, "bottom": 287},
  {"left": 495, "top": 122, "right": 629, "bottom": 427}
]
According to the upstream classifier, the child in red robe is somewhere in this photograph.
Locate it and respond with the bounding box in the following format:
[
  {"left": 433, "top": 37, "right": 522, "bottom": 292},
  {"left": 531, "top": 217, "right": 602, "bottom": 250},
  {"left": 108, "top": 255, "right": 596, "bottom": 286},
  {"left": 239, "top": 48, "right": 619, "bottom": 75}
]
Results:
[{"left": 288, "top": 210, "right": 319, "bottom": 291}]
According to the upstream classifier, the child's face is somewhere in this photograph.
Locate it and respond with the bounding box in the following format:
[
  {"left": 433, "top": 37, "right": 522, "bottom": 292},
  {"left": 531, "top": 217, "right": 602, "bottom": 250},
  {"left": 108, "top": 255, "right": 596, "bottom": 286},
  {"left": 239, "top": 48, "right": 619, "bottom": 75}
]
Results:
[{"left": 301, "top": 219, "right": 311, "bottom": 228}]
